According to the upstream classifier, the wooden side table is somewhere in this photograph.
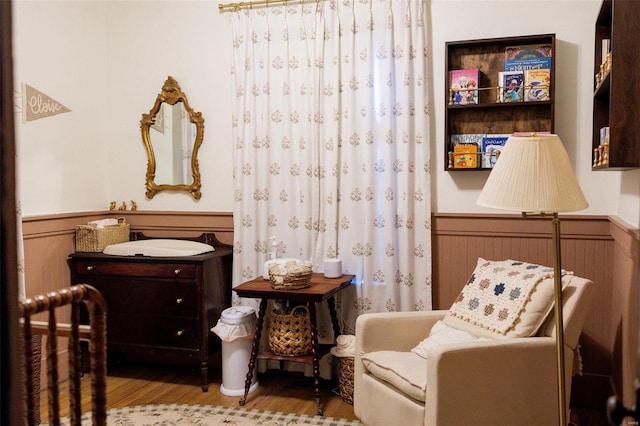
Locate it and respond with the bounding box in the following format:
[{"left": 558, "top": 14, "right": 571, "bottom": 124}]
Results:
[{"left": 234, "top": 273, "right": 354, "bottom": 415}]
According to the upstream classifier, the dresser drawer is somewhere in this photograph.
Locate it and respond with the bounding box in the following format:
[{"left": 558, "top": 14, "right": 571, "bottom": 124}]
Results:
[
  {"left": 78, "top": 277, "right": 198, "bottom": 316},
  {"left": 107, "top": 313, "right": 200, "bottom": 349},
  {"left": 72, "top": 260, "right": 197, "bottom": 279}
]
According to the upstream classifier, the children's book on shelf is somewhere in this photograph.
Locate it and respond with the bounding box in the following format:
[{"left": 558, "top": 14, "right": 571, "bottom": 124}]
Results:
[
  {"left": 499, "top": 71, "right": 524, "bottom": 103},
  {"left": 449, "top": 69, "right": 479, "bottom": 105},
  {"left": 601, "top": 39, "right": 610, "bottom": 65},
  {"left": 451, "top": 133, "right": 484, "bottom": 148},
  {"left": 450, "top": 134, "right": 484, "bottom": 169},
  {"left": 481, "top": 134, "right": 511, "bottom": 168},
  {"left": 505, "top": 57, "right": 552, "bottom": 72},
  {"left": 524, "top": 69, "right": 551, "bottom": 102},
  {"left": 505, "top": 44, "right": 552, "bottom": 61},
  {"left": 504, "top": 43, "right": 552, "bottom": 73},
  {"left": 453, "top": 144, "right": 479, "bottom": 169},
  {"left": 600, "top": 126, "right": 610, "bottom": 145}
]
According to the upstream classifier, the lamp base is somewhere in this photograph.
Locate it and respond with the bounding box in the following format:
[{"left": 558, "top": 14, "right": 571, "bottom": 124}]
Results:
[{"left": 607, "top": 379, "right": 640, "bottom": 425}]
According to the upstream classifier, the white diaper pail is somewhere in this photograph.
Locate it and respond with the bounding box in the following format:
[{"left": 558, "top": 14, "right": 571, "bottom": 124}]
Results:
[{"left": 211, "top": 306, "right": 259, "bottom": 396}]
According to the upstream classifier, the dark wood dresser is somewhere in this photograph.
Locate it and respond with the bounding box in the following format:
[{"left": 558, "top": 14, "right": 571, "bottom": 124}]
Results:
[{"left": 68, "top": 233, "right": 232, "bottom": 391}]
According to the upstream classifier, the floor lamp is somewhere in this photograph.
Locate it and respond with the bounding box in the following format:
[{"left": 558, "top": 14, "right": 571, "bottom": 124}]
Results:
[{"left": 477, "top": 133, "right": 588, "bottom": 425}]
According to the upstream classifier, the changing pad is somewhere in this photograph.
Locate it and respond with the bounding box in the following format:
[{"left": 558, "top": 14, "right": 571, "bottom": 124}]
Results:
[{"left": 103, "top": 239, "right": 214, "bottom": 257}]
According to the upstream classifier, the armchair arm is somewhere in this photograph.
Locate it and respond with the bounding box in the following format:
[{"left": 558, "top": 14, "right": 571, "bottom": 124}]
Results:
[
  {"left": 426, "top": 336, "right": 565, "bottom": 426},
  {"left": 354, "top": 310, "right": 446, "bottom": 415},
  {"left": 355, "top": 310, "right": 447, "bottom": 355}
]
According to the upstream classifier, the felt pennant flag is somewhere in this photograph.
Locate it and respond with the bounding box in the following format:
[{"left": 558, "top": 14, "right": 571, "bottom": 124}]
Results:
[{"left": 21, "top": 83, "right": 71, "bottom": 123}]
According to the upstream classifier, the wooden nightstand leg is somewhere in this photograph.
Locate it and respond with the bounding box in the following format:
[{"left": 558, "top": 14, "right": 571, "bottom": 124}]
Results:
[
  {"left": 240, "top": 298, "right": 267, "bottom": 406},
  {"left": 327, "top": 296, "right": 341, "bottom": 338},
  {"left": 308, "top": 303, "right": 323, "bottom": 415}
]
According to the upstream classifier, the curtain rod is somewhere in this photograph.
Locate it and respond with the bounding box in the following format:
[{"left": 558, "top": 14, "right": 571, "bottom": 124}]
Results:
[{"left": 218, "top": 0, "right": 319, "bottom": 12}]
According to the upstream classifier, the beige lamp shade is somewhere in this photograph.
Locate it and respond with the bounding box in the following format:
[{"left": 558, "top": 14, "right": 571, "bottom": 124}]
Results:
[{"left": 477, "top": 134, "right": 588, "bottom": 213}]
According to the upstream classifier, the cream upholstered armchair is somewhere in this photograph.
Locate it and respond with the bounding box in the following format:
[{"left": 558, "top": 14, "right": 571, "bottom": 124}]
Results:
[{"left": 354, "top": 259, "right": 595, "bottom": 426}]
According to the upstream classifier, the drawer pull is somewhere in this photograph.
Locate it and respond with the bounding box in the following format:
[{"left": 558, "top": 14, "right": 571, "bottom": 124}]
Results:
[
  {"left": 176, "top": 298, "right": 183, "bottom": 304},
  {"left": 176, "top": 329, "right": 184, "bottom": 336},
  {"left": 174, "top": 269, "right": 181, "bottom": 275},
  {"left": 86, "top": 266, "right": 95, "bottom": 271}
]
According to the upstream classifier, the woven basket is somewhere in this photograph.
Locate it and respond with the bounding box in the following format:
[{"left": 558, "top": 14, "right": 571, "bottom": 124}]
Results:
[
  {"left": 75, "top": 218, "right": 130, "bottom": 252},
  {"left": 268, "top": 305, "right": 312, "bottom": 356},
  {"left": 336, "top": 356, "right": 354, "bottom": 405},
  {"left": 268, "top": 264, "right": 312, "bottom": 290}
]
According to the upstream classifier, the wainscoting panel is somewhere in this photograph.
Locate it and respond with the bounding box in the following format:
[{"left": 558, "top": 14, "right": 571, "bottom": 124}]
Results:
[
  {"left": 118, "top": 211, "right": 235, "bottom": 245},
  {"left": 609, "top": 217, "right": 640, "bottom": 408}
]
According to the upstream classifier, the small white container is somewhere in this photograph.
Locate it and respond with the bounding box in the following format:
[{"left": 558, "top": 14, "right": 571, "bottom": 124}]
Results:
[{"left": 323, "top": 258, "right": 343, "bottom": 278}]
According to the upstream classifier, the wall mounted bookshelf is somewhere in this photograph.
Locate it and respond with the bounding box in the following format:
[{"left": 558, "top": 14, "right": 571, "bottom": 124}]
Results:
[
  {"left": 592, "top": 0, "right": 640, "bottom": 170},
  {"left": 445, "top": 34, "right": 556, "bottom": 171}
]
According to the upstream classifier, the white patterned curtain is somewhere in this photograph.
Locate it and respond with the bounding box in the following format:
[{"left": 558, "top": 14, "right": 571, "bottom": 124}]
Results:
[{"left": 229, "top": 0, "right": 431, "bottom": 351}]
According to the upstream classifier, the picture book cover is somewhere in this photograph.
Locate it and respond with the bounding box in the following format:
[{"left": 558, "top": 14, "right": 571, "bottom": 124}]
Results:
[
  {"left": 451, "top": 133, "right": 484, "bottom": 149},
  {"left": 481, "top": 134, "right": 511, "bottom": 168},
  {"left": 524, "top": 69, "right": 551, "bottom": 102},
  {"left": 504, "top": 57, "right": 552, "bottom": 72},
  {"left": 449, "top": 69, "right": 479, "bottom": 105},
  {"left": 499, "top": 71, "right": 524, "bottom": 103},
  {"left": 505, "top": 44, "right": 552, "bottom": 61},
  {"left": 450, "top": 134, "right": 484, "bottom": 169},
  {"left": 453, "top": 144, "right": 479, "bottom": 169}
]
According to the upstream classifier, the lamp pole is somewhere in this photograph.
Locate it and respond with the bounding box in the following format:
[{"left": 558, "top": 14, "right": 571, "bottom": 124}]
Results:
[{"left": 552, "top": 213, "right": 567, "bottom": 426}]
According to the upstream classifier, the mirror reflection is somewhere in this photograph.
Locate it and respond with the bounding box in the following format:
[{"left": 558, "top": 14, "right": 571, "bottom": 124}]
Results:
[
  {"left": 150, "top": 102, "right": 196, "bottom": 186},
  {"left": 141, "top": 76, "right": 204, "bottom": 199}
]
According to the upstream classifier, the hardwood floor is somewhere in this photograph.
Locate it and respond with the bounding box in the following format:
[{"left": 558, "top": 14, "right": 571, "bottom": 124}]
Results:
[
  {"left": 37, "top": 359, "right": 611, "bottom": 425},
  {"left": 38, "top": 360, "right": 358, "bottom": 422}
]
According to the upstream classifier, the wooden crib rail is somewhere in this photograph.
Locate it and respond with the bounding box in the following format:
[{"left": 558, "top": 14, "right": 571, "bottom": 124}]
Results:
[{"left": 19, "top": 284, "right": 107, "bottom": 426}]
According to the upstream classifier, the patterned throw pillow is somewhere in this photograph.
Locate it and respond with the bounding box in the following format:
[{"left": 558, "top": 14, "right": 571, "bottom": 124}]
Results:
[{"left": 443, "top": 258, "right": 571, "bottom": 339}]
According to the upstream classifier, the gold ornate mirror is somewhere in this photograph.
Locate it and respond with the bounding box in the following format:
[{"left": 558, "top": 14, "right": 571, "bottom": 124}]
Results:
[{"left": 141, "top": 76, "right": 204, "bottom": 199}]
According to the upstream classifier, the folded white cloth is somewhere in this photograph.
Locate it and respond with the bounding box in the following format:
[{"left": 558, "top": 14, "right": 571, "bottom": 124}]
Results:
[
  {"left": 211, "top": 321, "right": 255, "bottom": 342},
  {"left": 88, "top": 218, "right": 119, "bottom": 228},
  {"left": 411, "top": 320, "right": 490, "bottom": 360},
  {"left": 330, "top": 334, "right": 355, "bottom": 357}
]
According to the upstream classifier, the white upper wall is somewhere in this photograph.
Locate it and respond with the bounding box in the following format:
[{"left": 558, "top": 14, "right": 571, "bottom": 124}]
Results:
[
  {"left": 12, "top": 0, "right": 640, "bottom": 228},
  {"left": 103, "top": 0, "right": 234, "bottom": 212},
  {"left": 13, "top": 0, "right": 110, "bottom": 214}
]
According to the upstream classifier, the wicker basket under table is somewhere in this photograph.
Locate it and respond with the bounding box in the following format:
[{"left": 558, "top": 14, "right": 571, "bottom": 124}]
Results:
[{"left": 268, "top": 305, "right": 312, "bottom": 356}]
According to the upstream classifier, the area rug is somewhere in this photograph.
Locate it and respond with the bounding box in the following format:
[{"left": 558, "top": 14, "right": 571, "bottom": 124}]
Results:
[{"left": 52, "top": 403, "right": 362, "bottom": 425}]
